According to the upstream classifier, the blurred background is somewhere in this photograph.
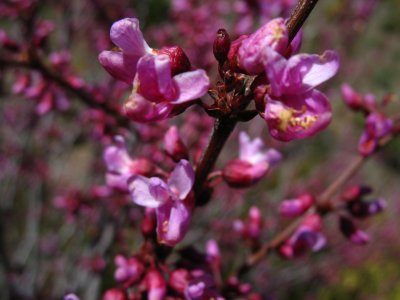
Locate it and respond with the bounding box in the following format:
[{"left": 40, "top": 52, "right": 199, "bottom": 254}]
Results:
[{"left": 1, "top": 0, "right": 400, "bottom": 299}]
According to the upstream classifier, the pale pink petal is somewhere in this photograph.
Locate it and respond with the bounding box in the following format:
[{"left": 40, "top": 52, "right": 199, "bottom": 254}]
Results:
[
  {"left": 167, "top": 159, "right": 194, "bottom": 200},
  {"left": 98, "top": 50, "right": 139, "bottom": 84},
  {"left": 172, "top": 69, "right": 210, "bottom": 104},
  {"left": 262, "top": 47, "right": 287, "bottom": 97},
  {"left": 110, "top": 18, "right": 151, "bottom": 55},
  {"left": 129, "top": 175, "right": 165, "bottom": 208}
]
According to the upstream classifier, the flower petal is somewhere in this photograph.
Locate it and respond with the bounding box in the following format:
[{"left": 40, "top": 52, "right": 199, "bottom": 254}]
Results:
[
  {"left": 124, "top": 92, "right": 172, "bottom": 123},
  {"left": 172, "top": 69, "right": 210, "bottom": 104},
  {"left": 98, "top": 50, "right": 139, "bottom": 84},
  {"left": 283, "top": 50, "right": 339, "bottom": 94},
  {"left": 110, "top": 18, "right": 151, "bottom": 56},
  {"left": 156, "top": 199, "right": 192, "bottom": 246},
  {"left": 103, "top": 136, "right": 132, "bottom": 174},
  {"left": 167, "top": 160, "right": 194, "bottom": 200},
  {"left": 137, "top": 54, "right": 176, "bottom": 102},
  {"left": 129, "top": 175, "right": 165, "bottom": 208}
]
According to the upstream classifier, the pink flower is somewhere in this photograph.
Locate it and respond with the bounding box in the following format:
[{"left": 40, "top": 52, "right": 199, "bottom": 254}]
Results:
[
  {"left": 341, "top": 83, "right": 376, "bottom": 112},
  {"left": 223, "top": 131, "right": 281, "bottom": 188},
  {"left": 233, "top": 206, "right": 263, "bottom": 240},
  {"left": 124, "top": 54, "right": 209, "bottom": 122},
  {"left": 99, "top": 18, "right": 210, "bottom": 122},
  {"left": 358, "top": 112, "right": 393, "bottom": 156},
  {"left": 103, "top": 136, "right": 154, "bottom": 192},
  {"left": 262, "top": 48, "right": 339, "bottom": 141},
  {"left": 145, "top": 269, "right": 167, "bottom": 300},
  {"left": 129, "top": 160, "right": 195, "bottom": 246},
  {"left": 279, "top": 214, "right": 326, "bottom": 258}
]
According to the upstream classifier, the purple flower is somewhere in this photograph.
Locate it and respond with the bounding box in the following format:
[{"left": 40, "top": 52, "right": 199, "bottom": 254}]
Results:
[
  {"left": 233, "top": 206, "right": 263, "bottom": 240},
  {"left": 103, "top": 136, "right": 154, "bottom": 192},
  {"left": 262, "top": 47, "right": 339, "bottom": 141},
  {"left": 222, "top": 131, "right": 281, "bottom": 188},
  {"left": 279, "top": 214, "right": 326, "bottom": 258},
  {"left": 341, "top": 83, "right": 376, "bottom": 112},
  {"left": 129, "top": 160, "right": 195, "bottom": 246},
  {"left": 145, "top": 269, "right": 167, "bottom": 300},
  {"left": 358, "top": 112, "right": 393, "bottom": 156},
  {"left": 184, "top": 270, "right": 224, "bottom": 300}
]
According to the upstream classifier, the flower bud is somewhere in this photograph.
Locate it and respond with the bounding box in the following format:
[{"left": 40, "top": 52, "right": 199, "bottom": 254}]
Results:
[
  {"left": 347, "top": 198, "right": 386, "bottom": 218},
  {"left": 222, "top": 159, "right": 268, "bottom": 188},
  {"left": 341, "top": 185, "right": 373, "bottom": 202},
  {"left": 169, "top": 269, "right": 190, "bottom": 293},
  {"left": 146, "top": 269, "right": 167, "bottom": 300},
  {"left": 114, "top": 255, "right": 144, "bottom": 283},
  {"left": 339, "top": 216, "right": 369, "bottom": 245},
  {"left": 102, "top": 288, "right": 127, "bottom": 300},
  {"left": 64, "top": 294, "right": 80, "bottom": 300},
  {"left": 158, "top": 46, "right": 191, "bottom": 76},
  {"left": 164, "top": 126, "right": 188, "bottom": 162},
  {"left": 279, "top": 193, "right": 314, "bottom": 217},
  {"left": 213, "top": 29, "right": 231, "bottom": 64}
]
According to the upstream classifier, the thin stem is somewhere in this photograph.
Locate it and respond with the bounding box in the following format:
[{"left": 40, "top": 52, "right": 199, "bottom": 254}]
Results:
[{"left": 286, "top": 0, "right": 320, "bottom": 42}]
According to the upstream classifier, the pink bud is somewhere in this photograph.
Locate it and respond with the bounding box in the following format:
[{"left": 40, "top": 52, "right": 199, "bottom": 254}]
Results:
[
  {"left": 341, "top": 185, "right": 373, "bottom": 202},
  {"left": 279, "top": 194, "right": 314, "bottom": 217},
  {"left": 146, "top": 269, "right": 166, "bottom": 300},
  {"left": 339, "top": 216, "right": 369, "bottom": 245},
  {"left": 169, "top": 269, "right": 190, "bottom": 293},
  {"left": 222, "top": 159, "right": 268, "bottom": 188},
  {"left": 164, "top": 126, "right": 188, "bottom": 162},
  {"left": 102, "top": 288, "right": 127, "bottom": 300}
]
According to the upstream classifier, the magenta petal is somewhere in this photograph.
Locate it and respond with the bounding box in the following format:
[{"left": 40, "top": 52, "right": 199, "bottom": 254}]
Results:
[
  {"left": 265, "top": 90, "right": 332, "bottom": 141},
  {"left": 124, "top": 92, "right": 172, "bottom": 123},
  {"left": 110, "top": 18, "right": 151, "bottom": 56},
  {"left": 284, "top": 50, "right": 339, "bottom": 94},
  {"left": 172, "top": 70, "right": 210, "bottom": 104},
  {"left": 106, "top": 173, "right": 131, "bottom": 192},
  {"left": 148, "top": 177, "right": 170, "bottom": 203},
  {"left": 168, "top": 160, "right": 194, "bottom": 200},
  {"left": 98, "top": 50, "right": 139, "bottom": 84},
  {"left": 129, "top": 175, "right": 165, "bottom": 208},
  {"left": 238, "top": 131, "right": 265, "bottom": 164},
  {"left": 156, "top": 199, "right": 192, "bottom": 246},
  {"left": 137, "top": 54, "right": 176, "bottom": 102}
]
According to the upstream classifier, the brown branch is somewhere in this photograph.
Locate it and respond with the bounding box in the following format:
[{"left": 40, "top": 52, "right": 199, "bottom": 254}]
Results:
[
  {"left": 0, "top": 51, "right": 133, "bottom": 131},
  {"left": 286, "top": 0, "right": 320, "bottom": 41}
]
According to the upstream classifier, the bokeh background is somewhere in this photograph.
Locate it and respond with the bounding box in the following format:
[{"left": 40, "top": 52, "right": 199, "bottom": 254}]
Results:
[{"left": 1, "top": 0, "right": 400, "bottom": 299}]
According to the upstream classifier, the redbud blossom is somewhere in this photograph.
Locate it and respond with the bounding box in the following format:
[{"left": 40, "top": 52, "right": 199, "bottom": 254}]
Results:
[
  {"left": 64, "top": 294, "right": 80, "bottom": 300},
  {"left": 263, "top": 47, "right": 339, "bottom": 141},
  {"left": 358, "top": 112, "right": 393, "bottom": 156},
  {"left": 341, "top": 83, "right": 376, "bottom": 112},
  {"left": 223, "top": 131, "right": 281, "bottom": 188},
  {"left": 213, "top": 28, "right": 231, "bottom": 64},
  {"left": 129, "top": 160, "right": 195, "bottom": 246},
  {"left": 114, "top": 255, "right": 144, "bottom": 283},
  {"left": 164, "top": 126, "right": 189, "bottom": 161},
  {"left": 347, "top": 198, "right": 386, "bottom": 218},
  {"left": 339, "top": 216, "right": 369, "bottom": 245},
  {"left": 103, "top": 136, "right": 154, "bottom": 192},
  {"left": 102, "top": 288, "right": 127, "bottom": 300},
  {"left": 169, "top": 269, "right": 190, "bottom": 294},
  {"left": 279, "top": 193, "right": 314, "bottom": 217},
  {"left": 279, "top": 214, "right": 326, "bottom": 258},
  {"left": 341, "top": 185, "right": 373, "bottom": 202}
]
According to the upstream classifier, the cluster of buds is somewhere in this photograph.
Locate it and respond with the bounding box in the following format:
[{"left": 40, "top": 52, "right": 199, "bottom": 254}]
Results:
[
  {"left": 341, "top": 84, "right": 394, "bottom": 156},
  {"left": 338, "top": 185, "right": 386, "bottom": 244}
]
